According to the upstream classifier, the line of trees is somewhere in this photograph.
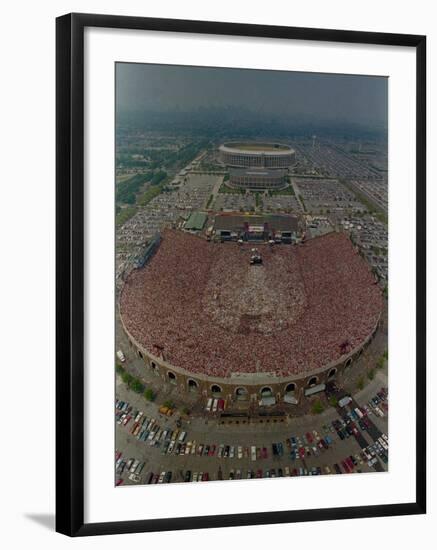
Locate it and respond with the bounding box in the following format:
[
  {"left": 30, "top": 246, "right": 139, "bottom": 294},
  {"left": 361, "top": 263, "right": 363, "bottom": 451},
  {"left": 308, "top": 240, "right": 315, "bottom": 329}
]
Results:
[{"left": 116, "top": 364, "right": 155, "bottom": 401}]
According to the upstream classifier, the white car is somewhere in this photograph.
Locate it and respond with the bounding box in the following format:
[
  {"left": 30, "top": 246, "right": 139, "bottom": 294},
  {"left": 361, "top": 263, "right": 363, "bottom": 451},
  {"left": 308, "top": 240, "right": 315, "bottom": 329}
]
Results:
[
  {"left": 158, "top": 472, "right": 166, "bottom": 484},
  {"left": 130, "top": 459, "right": 140, "bottom": 473},
  {"left": 178, "top": 431, "right": 187, "bottom": 443},
  {"left": 229, "top": 446, "right": 235, "bottom": 459},
  {"left": 205, "top": 398, "right": 213, "bottom": 412},
  {"left": 116, "top": 350, "right": 126, "bottom": 363},
  {"left": 212, "top": 399, "right": 218, "bottom": 412},
  {"left": 128, "top": 473, "right": 140, "bottom": 483},
  {"left": 251, "top": 446, "right": 257, "bottom": 461},
  {"left": 237, "top": 446, "right": 243, "bottom": 459}
]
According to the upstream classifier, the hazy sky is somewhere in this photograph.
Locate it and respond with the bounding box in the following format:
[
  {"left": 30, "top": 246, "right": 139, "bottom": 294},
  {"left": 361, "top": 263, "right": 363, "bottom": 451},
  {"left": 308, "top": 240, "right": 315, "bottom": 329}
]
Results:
[{"left": 116, "top": 63, "right": 387, "bottom": 127}]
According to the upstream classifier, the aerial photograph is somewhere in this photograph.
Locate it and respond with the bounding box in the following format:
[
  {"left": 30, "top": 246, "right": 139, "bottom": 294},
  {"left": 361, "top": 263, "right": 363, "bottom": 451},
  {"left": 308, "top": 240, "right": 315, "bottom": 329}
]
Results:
[{"left": 114, "top": 63, "right": 388, "bottom": 486}]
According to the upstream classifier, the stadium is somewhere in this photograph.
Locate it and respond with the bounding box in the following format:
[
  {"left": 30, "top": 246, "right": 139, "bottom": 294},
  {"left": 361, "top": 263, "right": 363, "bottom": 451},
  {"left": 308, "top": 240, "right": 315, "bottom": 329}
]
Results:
[
  {"left": 119, "top": 229, "right": 383, "bottom": 406},
  {"left": 219, "top": 142, "right": 295, "bottom": 191}
]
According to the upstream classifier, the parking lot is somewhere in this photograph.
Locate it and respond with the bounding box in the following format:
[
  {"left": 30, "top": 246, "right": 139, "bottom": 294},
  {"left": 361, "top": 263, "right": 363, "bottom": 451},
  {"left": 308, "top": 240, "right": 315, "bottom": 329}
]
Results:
[{"left": 115, "top": 374, "right": 388, "bottom": 486}]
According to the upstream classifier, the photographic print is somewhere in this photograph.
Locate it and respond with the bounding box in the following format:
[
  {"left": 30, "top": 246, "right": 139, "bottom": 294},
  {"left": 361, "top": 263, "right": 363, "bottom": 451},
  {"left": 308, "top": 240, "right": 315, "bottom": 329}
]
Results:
[{"left": 114, "top": 63, "right": 389, "bottom": 487}]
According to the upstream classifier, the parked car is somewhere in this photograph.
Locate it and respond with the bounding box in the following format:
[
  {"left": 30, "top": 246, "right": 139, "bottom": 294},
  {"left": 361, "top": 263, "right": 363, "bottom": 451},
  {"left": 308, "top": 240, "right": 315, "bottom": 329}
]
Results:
[{"left": 251, "top": 446, "right": 257, "bottom": 461}]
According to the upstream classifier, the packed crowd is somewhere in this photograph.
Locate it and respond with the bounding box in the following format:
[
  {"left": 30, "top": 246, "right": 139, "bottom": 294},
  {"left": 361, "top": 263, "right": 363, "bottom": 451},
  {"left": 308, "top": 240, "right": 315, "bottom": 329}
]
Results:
[{"left": 120, "top": 230, "right": 383, "bottom": 379}]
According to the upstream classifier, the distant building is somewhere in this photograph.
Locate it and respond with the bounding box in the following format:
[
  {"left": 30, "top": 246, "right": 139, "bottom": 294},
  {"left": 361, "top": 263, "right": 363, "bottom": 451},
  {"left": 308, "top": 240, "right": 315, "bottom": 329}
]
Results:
[
  {"left": 219, "top": 141, "right": 296, "bottom": 191},
  {"left": 229, "top": 168, "right": 288, "bottom": 190}
]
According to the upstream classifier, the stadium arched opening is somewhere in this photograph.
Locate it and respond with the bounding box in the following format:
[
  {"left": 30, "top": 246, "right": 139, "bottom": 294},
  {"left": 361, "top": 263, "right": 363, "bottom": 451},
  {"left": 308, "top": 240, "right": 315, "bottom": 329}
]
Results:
[
  {"left": 328, "top": 368, "right": 337, "bottom": 379},
  {"left": 187, "top": 379, "right": 199, "bottom": 392},
  {"left": 235, "top": 387, "right": 248, "bottom": 400}
]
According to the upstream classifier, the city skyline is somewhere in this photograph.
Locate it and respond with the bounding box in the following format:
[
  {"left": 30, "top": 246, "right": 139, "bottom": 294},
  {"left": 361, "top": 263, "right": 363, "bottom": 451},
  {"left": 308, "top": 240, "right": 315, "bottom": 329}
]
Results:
[{"left": 116, "top": 63, "right": 388, "bottom": 129}]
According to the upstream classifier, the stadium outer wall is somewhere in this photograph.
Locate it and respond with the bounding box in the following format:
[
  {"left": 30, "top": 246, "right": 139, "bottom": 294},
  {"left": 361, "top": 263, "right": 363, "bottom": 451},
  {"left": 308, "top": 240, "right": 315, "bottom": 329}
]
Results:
[{"left": 119, "top": 312, "right": 381, "bottom": 406}]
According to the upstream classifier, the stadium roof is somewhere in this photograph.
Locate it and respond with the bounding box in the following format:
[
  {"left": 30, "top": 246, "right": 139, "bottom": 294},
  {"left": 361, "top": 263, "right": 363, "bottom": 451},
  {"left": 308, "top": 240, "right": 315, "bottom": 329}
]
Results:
[
  {"left": 185, "top": 211, "right": 207, "bottom": 231},
  {"left": 220, "top": 142, "right": 293, "bottom": 155}
]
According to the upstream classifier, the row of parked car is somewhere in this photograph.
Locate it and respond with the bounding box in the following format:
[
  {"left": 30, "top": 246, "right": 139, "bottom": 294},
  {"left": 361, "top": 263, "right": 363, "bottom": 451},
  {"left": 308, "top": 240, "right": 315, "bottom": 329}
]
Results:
[
  {"left": 145, "top": 471, "right": 173, "bottom": 484},
  {"left": 205, "top": 398, "right": 225, "bottom": 413},
  {"left": 116, "top": 398, "right": 187, "bottom": 449},
  {"left": 287, "top": 429, "right": 336, "bottom": 461},
  {"left": 365, "top": 387, "right": 388, "bottom": 418},
  {"left": 115, "top": 451, "right": 146, "bottom": 485},
  {"left": 365, "top": 434, "right": 389, "bottom": 465}
]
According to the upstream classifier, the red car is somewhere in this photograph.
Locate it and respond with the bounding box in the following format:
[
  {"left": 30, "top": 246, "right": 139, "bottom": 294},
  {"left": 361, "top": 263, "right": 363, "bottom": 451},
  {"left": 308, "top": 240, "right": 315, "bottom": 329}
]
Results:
[
  {"left": 341, "top": 460, "right": 351, "bottom": 473},
  {"left": 202, "top": 472, "right": 209, "bottom": 481},
  {"left": 262, "top": 447, "right": 268, "bottom": 459},
  {"left": 116, "top": 478, "right": 124, "bottom": 486},
  {"left": 299, "top": 447, "right": 306, "bottom": 459},
  {"left": 208, "top": 445, "right": 216, "bottom": 456},
  {"left": 305, "top": 432, "right": 314, "bottom": 444},
  {"left": 256, "top": 469, "right": 263, "bottom": 478},
  {"left": 217, "top": 399, "right": 225, "bottom": 411},
  {"left": 346, "top": 456, "right": 355, "bottom": 470}
]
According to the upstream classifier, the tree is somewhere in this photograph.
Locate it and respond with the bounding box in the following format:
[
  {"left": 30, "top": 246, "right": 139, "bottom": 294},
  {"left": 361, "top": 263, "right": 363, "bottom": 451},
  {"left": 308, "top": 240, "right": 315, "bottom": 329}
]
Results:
[
  {"left": 144, "top": 388, "right": 155, "bottom": 401},
  {"left": 115, "top": 364, "right": 124, "bottom": 375},
  {"left": 182, "top": 406, "right": 190, "bottom": 416},
  {"left": 367, "top": 369, "right": 375, "bottom": 381},
  {"left": 357, "top": 376, "right": 365, "bottom": 391},
  {"left": 163, "top": 400, "right": 175, "bottom": 409},
  {"left": 329, "top": 396, "right": 338, "bottom": 408},
  {"left": 131, "top": 379, "right": 145, "bottom": 393},
  {"left": 311, "top": 399, "right": 324, "bottom": 414},
  {"left": 121, "top": 371, "right": 134, "bottom": 386}
]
